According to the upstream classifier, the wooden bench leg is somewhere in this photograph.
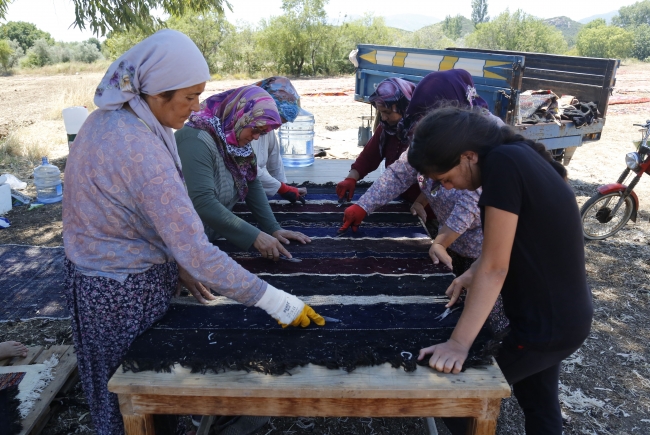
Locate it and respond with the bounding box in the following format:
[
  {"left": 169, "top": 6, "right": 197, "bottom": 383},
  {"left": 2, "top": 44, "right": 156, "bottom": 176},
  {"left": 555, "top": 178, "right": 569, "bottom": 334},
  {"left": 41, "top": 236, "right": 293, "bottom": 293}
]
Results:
[
  {"left": 119, "top": 394, "right": 155, "bottom": 435},
  {"left": 467, "top": 398, "right": 501, "bottom": 435},
  {"left": 122, "top": 414, "right": 155, "bottom": 435}
]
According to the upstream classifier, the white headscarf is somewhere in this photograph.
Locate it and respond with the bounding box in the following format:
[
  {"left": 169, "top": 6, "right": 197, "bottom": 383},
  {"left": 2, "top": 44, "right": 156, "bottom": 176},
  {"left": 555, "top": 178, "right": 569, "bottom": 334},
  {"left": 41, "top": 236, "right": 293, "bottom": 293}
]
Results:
[{"left": 94, "top": 29, "right": 210, "bottom": 170}]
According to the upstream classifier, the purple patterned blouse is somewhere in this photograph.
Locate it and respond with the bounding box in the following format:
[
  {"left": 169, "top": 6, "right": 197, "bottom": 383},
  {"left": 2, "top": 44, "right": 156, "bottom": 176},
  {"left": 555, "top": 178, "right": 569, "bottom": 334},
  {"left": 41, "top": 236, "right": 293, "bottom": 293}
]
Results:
[
  {"left": 62, "top": 109, "right": 267, "bottom": 306},
  {"left": 357, "top": 150, "right": 483, "bottom": 259}
]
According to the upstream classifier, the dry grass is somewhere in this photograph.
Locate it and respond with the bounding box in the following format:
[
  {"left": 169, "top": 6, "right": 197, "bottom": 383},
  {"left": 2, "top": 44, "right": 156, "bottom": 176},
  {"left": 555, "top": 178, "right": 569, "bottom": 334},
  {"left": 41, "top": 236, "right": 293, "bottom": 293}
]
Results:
[
  {"left": 46, "top": 77, "right": 98, "bottom": 120},
  {"left": 0, "top": 121, "right": 68, "bottom": 164},
  {"left": 16, "top": 60, "right": 111, "bottom": 76}
]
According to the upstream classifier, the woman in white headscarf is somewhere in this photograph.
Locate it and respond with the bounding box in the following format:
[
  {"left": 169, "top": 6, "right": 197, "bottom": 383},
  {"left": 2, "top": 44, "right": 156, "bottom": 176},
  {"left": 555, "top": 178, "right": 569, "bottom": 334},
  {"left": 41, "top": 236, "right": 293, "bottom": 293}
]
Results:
[{"left": 62, "top": 30, "right": 324, "bottom": 435}]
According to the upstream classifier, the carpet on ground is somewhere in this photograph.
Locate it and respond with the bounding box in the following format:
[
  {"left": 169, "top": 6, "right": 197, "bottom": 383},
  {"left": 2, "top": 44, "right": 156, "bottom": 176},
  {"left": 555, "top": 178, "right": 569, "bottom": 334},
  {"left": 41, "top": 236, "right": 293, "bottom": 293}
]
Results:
[{"left": 0, "top": 245, "right": 67, "bottom": 322}]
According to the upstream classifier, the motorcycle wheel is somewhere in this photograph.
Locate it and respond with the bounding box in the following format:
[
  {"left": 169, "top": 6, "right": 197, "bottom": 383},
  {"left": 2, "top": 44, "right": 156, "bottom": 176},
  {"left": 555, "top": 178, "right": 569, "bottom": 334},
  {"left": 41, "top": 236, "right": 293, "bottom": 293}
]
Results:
[{"left": 581, "top": 192, "right": 635, "bottom": 240}]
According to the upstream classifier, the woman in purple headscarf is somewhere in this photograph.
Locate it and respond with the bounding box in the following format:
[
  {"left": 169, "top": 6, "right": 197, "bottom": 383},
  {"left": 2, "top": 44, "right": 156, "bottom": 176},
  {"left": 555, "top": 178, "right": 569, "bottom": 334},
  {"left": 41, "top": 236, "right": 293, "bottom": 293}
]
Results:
[
  {"left": 397, "top": 69, "right": 488, "bottom": 143},
  {"left": 335, "top": 77, "right": 421, "bottom": 203},
  {"left": 176, "top": 85, "right": 311, "bottom": 262}
]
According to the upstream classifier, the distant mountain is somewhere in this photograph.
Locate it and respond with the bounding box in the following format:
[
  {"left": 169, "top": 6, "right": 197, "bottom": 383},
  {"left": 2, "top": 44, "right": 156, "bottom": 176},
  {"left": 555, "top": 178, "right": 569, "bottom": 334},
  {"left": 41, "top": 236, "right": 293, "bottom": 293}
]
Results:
[
  {"left": 579, "top": 10, "right": 619, "bottom": 24},
  {"left": 544, "top": 16, "right": 583, "bottom": 47},
  {"left": 383, "top": 14, "right": 440, "bottom": 32}
]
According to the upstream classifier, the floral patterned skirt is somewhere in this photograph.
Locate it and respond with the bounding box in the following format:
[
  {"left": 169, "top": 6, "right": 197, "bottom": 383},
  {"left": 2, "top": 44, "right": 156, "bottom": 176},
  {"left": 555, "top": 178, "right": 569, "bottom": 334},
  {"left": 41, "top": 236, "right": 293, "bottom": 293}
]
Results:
[
  {"left": 63, "top": 259, "right": 179, "bottom": 435},
  {"left": 448, "top": 250, "right": 510, "bottom": 335}
]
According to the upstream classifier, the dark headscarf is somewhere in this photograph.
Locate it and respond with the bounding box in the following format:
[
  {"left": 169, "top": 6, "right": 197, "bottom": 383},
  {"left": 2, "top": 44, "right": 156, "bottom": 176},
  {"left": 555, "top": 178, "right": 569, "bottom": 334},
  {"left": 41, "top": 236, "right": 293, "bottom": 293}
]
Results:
[
  {"left": 186, "top": 85, "right": 282, "bottom": 200},
  {"left": 368, "top": 78, "right": 415, "bottom": 157},
  {"left": 252, "top": 76, "right": 301, "bottom": 123},
  {"left": 397, "top": 69, "right": 488, "bottom": 144}
]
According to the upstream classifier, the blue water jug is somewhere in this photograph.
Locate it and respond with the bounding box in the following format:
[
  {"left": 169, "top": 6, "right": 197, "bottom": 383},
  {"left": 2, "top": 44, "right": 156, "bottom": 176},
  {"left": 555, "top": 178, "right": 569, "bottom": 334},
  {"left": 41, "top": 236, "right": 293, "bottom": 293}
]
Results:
[
  {"left": 33, "top": 157, "right": 63, "bottom": 203},
  {"left": 279, "top": 108, "right": 315, "bottom": 167}
]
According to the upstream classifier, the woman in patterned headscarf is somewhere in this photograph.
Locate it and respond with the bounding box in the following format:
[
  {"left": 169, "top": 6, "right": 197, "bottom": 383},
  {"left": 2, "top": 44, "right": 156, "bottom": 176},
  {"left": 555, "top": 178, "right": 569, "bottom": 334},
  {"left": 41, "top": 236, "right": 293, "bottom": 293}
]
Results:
[
  {"left": 249, "top": 76, "right": 308, "bottom": 203},
  {"left": 63, "top": 31, "right": 323, "bottom": 435},
  {"left": 177, "top": 85, "right": 311, "bottom": 262},
  {"left": 335, "top": 78, "right": 422, "bottom": 205}
]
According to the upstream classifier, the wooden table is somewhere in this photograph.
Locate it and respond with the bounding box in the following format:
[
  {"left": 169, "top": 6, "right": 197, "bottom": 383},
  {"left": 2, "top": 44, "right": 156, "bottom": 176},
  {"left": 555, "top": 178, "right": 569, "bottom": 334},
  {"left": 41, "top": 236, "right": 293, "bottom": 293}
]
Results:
[{"left": 109, "top": 361, "right": 510, "bottom": 435}]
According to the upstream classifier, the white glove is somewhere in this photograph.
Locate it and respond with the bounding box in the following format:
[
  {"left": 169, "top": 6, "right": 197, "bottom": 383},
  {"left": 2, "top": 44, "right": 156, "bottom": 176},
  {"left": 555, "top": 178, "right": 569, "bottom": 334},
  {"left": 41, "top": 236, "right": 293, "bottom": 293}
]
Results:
[{"left": 255, "top": 284, "right": 304, "bottom": 325}]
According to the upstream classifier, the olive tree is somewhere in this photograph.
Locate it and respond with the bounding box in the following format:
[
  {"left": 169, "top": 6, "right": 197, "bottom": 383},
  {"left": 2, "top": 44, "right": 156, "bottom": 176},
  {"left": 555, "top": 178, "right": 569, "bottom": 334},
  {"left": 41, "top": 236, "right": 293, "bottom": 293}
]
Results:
[{"left": 466, "top": 9, "right": 568, "bottom": 53}]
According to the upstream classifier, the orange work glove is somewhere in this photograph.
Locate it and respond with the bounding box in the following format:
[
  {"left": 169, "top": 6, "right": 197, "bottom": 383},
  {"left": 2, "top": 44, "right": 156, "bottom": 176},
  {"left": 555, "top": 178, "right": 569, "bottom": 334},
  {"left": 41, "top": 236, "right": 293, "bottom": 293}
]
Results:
[
  {"left": 278, "top": 183, "right": 306, "bottom": 204},
  {"left": 336, "top": 177, "right": 357, "bottom": 201},
  {"left": 339, "top": 204, "right": 367, "bottom": 232}
]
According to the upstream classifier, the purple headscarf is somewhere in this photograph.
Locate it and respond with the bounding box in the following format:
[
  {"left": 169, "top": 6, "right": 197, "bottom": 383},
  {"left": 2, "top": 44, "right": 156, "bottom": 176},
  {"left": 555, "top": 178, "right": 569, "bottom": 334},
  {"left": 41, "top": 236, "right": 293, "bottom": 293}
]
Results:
[
  {"left": 186, "top": 85, "right": 282, "bottom": 200},
  {"left": 398, "top": 69, "right": 488, "bottom": 144},
  {"left": 368, "top": 78, "right": 415, "bottom": 157}
]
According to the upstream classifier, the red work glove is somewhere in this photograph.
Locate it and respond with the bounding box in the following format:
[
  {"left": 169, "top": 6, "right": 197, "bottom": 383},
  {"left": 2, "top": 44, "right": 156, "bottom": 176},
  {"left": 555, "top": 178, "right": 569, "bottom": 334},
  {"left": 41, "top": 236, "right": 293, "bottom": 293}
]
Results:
[
  {"left": 336, "top": 177, "right": 357, "bottom": 201},
  {"left": 339, "top": 204, "right": 367, "bottom": 232},
  {"left": 278, "top": 183, "right": 306, "bottom": 204}
]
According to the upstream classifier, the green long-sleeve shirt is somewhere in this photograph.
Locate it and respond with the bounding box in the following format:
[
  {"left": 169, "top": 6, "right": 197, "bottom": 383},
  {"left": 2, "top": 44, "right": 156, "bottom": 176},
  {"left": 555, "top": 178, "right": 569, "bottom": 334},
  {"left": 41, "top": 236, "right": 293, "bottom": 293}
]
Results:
[{"left": 175, "top": 126, "right": 281, "bottom": 250}]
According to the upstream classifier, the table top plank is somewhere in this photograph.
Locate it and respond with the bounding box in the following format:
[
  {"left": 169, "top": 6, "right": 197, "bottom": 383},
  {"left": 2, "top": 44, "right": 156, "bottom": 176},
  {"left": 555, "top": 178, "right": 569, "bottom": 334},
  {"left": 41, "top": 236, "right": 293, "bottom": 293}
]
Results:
[
  {"left": 284, "top": 159, "right": 382, "bottom": 184},
  {"left": 109, "top": 362, "right": 510, "bottom": 399},
  {"left": 126, "top": 395, "right": 495, "bottom": 419}
]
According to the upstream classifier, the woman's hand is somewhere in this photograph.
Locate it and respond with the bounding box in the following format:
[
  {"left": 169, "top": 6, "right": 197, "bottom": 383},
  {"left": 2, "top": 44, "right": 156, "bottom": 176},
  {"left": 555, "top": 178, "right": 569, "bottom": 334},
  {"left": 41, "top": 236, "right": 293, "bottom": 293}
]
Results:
[
  {"left": 273, "top": 229, "right": 311, "bottom": 245},
  {"left": 410, "top": 199, "right": 428, "bottom": 222},
  {"left": 297, "top": 187, "right": 307, "bottom": 197},
  {"left": 254, "top": 284, "right": 326, "bottom": 328},
  {"left": 446, "top": 268, "right": 474, "bottom": 308},
  {"left": 429, "top": 243, "right": 453, "bottom": 270},
  {"left": 417, "top": 338, "right": 469, "bottom": 374},
  {"left": 176, "top": 265, "right": 217, "bottom": 304},
  {"left": 253, "top": 231, "right": 291, "bottom": 261},
  {"left": 339, "top": 204, "right": 367, "bottom": 232}
]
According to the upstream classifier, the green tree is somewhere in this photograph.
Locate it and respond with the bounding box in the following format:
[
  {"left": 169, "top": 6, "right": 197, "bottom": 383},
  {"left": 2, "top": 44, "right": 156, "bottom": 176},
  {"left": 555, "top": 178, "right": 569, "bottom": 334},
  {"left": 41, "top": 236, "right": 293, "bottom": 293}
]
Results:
[
  {"left": 402, "top": 24, "right": 454, "bottom": 49},
  {"left": 632, "top": 23, "right": 650, "bottom": 59},
  {"left": 613, "top": 0, "right": 650, "bottom": 28},
  {"left": 0, "top": 0, "right": 231, "bottom": 36},
  {"left": 103, "top": 27, "right": 154, "bottom": 60},
  {"left": 23, "top": 38, "right": 53, "bottom": 67},
  {"left": 0, "top": 39, "right": 13, "bottom": 71},
  {"left": 258, "top": 0, "right": 329, "bottom": 76},
  {"left": 471, "top": 0, "right": 489, "bottom": 27},
  {"left": 167, "top": 11, "right": 232, "bottom": 73},
  {"left": 218, "top": 22, "right": 266, "bottom": 75},
  {"left": 442, "top": 15, "right": 463, "bottom": 40},
  {"left": 0, "top": 21, "right": 53, "bottom": 52},
  {"left": 6, "top": 40, "right": 24, "bottom": 68},
  {"left": 86, "top": 37, "right": 102, "bottom": 51},
  {"left": 327, "top": 14, "right": 399, "bottom": 74},
  {"left": 466, "top": 9, "right": 568, "bottom": 53},
  {"left": 576, "top": 19, "right": 633, "bottom": 58}
]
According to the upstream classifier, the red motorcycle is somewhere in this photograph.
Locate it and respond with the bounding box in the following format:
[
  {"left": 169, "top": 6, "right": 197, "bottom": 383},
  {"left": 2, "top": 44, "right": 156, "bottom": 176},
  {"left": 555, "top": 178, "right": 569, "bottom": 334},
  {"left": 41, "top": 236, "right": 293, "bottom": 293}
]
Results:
[{"left": 581, "top": 120, "right": 650, "bottom": 240}]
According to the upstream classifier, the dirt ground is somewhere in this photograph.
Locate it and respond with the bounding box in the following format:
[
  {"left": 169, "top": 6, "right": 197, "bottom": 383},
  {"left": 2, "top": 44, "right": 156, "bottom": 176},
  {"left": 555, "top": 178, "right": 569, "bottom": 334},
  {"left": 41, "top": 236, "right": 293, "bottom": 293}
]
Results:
[{"left": 2, "top": 63, "right": 650, "bottom": 435}]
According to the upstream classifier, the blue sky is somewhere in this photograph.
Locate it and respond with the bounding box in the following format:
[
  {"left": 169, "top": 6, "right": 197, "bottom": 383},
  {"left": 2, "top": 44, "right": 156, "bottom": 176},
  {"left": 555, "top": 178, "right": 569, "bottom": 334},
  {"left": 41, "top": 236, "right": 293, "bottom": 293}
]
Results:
[{"left": 1, "top": 0, "right": 638, "bottom": 42}]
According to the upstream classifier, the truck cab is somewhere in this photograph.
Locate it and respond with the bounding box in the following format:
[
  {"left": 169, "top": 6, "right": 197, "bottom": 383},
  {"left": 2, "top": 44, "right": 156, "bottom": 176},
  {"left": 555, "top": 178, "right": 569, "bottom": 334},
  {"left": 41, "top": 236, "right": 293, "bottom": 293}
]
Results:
[{"left": 353, "top": 44, "right": 619, "bottom": 165}]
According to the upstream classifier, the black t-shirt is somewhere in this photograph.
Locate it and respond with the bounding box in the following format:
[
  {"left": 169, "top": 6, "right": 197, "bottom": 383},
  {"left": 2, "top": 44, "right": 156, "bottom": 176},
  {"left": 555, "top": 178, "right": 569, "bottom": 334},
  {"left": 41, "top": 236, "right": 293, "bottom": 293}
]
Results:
[{"left": 478, "top": 142, "right": 593, "bottom": 351}]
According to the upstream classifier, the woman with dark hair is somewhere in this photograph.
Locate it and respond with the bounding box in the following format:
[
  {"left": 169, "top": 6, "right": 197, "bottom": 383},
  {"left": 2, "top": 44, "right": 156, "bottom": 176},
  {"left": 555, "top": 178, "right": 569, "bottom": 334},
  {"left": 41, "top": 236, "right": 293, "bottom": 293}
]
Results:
[
  {"left": 410, "top": 106, "right": 590, "bottom": 435},
  {"left": 335, "top": 77, "right": 419, "bottom": 202}
]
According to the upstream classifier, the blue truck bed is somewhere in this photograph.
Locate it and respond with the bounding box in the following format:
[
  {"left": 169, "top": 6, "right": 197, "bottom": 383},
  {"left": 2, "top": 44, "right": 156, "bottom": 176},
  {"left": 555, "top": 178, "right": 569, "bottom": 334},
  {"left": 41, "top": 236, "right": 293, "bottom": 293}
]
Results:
[{"left": 353, "top": 44, "right": 620, "bottom": 164}]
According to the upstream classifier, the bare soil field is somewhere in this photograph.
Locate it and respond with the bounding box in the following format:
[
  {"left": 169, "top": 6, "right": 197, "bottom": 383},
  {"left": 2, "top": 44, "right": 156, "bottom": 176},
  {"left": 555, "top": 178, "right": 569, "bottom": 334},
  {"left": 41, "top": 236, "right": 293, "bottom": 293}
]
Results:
[{"left": 1, "top": 63, "right": 650, "bottom": 435}]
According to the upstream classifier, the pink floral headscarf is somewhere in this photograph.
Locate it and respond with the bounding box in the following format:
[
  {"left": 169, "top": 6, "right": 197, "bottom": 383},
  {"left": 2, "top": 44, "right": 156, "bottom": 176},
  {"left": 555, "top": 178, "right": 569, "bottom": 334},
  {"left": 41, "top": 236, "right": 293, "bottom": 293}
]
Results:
[{"left": 186, "top": 85, "right": 282, "bottom": 200}]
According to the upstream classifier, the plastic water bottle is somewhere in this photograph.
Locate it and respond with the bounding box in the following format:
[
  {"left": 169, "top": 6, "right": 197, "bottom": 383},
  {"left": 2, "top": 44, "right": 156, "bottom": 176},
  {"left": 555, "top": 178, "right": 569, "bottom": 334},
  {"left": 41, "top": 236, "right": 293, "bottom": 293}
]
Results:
[
  {"left": 279, "top": 108, "right": 315, "bottom": 167},
  {"left": 33, "top": 157, "right": 63, "bottom": 203}
]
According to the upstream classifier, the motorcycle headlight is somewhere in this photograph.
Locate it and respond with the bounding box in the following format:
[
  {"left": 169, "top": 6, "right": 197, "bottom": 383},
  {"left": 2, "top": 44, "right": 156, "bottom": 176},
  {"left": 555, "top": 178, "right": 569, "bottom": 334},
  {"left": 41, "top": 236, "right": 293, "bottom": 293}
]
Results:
[{"left": 626, "top": 152, "right": 641, "bottom": 171}]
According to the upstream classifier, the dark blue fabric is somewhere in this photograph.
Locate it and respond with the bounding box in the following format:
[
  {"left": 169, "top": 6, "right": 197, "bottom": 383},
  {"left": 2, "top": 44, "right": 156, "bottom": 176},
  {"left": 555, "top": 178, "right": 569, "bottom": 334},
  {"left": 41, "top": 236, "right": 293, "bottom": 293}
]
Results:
[{"left": 0, "top": 245, "right": 67, "bottom": 321}]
